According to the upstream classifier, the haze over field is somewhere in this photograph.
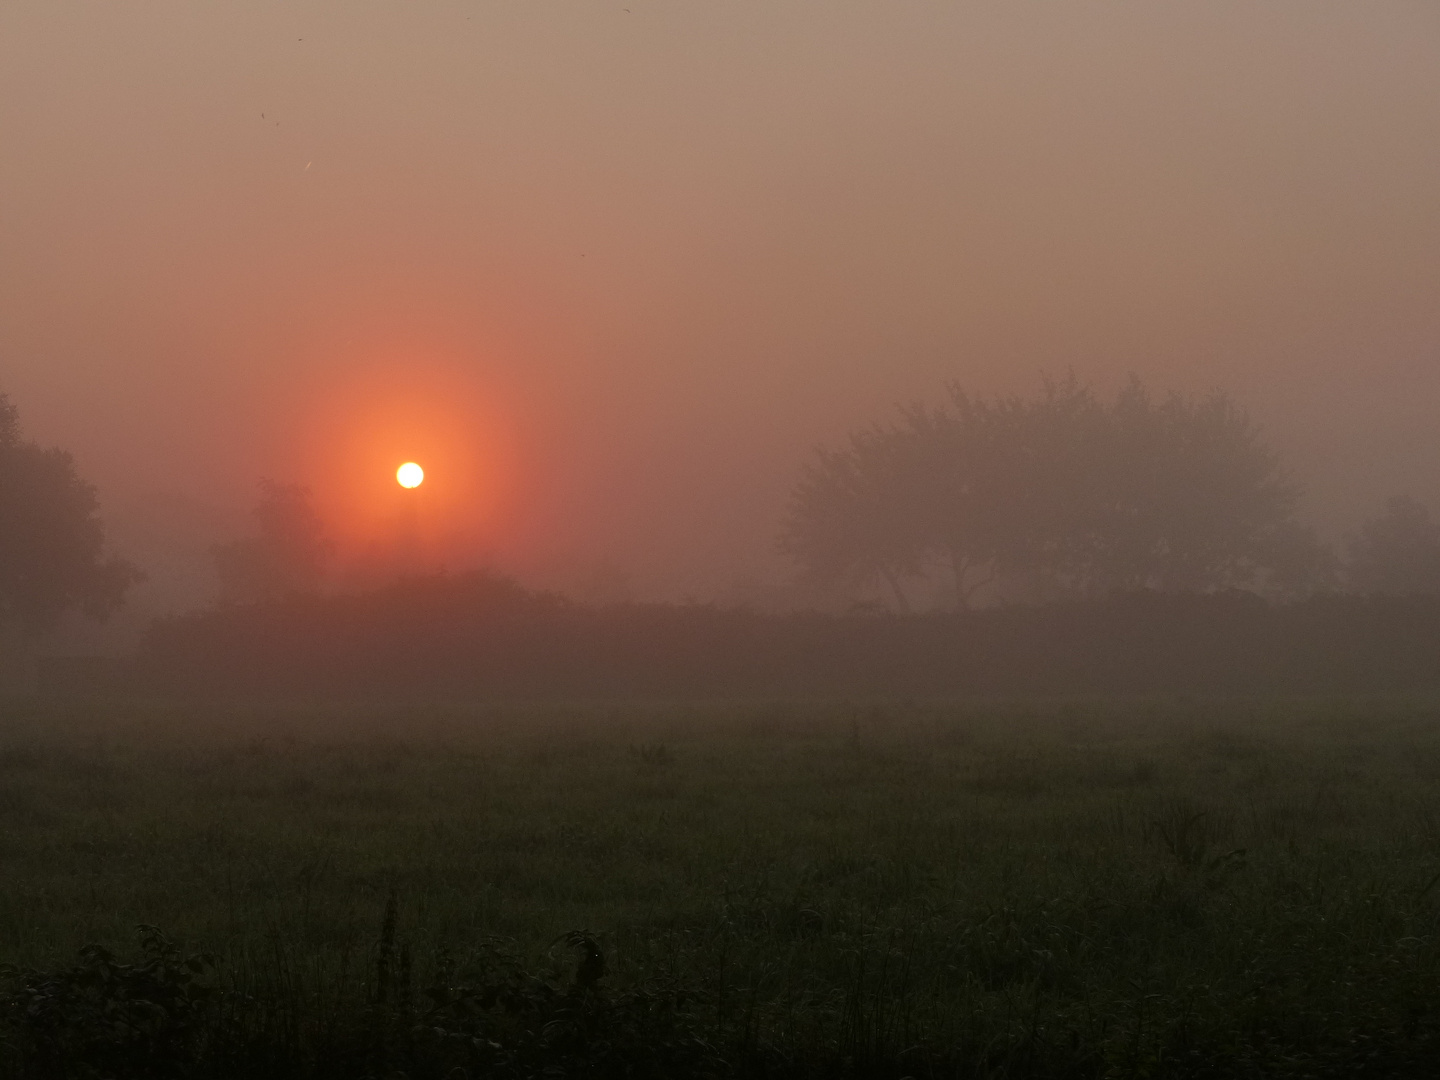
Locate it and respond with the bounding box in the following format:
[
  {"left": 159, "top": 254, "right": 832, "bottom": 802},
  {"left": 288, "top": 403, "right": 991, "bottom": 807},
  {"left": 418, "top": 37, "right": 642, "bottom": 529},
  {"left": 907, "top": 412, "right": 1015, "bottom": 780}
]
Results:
[{"left": 4, "top": 2, "right": 1440, "bottom": 611}]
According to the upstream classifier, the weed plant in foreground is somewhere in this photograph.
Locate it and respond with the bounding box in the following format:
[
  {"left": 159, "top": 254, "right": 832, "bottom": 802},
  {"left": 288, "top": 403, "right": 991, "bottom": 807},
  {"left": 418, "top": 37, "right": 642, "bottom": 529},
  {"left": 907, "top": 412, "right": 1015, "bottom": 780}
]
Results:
[{"left": 2, "top": 697, "right": 1440, "bottom": 1075}]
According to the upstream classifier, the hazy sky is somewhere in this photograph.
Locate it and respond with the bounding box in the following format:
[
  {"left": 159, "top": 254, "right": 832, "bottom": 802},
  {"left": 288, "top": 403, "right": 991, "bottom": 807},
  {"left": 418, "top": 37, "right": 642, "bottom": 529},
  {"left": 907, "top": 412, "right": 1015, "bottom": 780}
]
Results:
[{"left": 4, "top": 2, "right": 1439, "bottom": 599}]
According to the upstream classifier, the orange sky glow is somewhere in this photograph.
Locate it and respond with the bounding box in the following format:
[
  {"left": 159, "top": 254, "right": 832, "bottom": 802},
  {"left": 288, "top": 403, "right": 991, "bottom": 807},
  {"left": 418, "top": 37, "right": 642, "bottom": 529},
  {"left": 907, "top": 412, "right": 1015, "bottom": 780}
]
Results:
[
  {"left": 294, "top": 358, "right": 521, "bottom": 573},
  {"left": 3, "top": 2, "right": 1440, "bottom": 608}
]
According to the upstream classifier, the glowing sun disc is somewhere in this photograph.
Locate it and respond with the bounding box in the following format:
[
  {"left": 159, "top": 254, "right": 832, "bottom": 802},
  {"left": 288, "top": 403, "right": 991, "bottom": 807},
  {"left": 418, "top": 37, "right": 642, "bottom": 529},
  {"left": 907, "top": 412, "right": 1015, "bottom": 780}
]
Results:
[{"left": 396, "top": 462, "right": 425, "bottom": 488}]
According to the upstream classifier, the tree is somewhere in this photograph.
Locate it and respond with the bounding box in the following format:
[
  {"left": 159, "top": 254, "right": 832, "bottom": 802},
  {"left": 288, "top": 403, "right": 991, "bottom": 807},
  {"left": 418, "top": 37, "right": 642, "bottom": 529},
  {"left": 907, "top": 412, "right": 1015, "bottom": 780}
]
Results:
[
  {"left": 779, "top": 425, "right": 927, "bottom": 611},
  {"left": 922, "top": 375, "right": 1108, "bottom": 603},
  {"left": 212, "top": 480, "right": 334, "bottom": 604},
  {"left": 778, "top": 382, "right": 1086, "bottom": 610},
  {"left": 781, "top": 376, "right": 1312, "bottom": 609},
  {"left": 1346, "top": 496, "right": 1440, "bottom": 595},
  {"left": 1070, "top": 378, "right": 1302, "bottom": 593},
  {"left": 0, "top": 393, "right": 142, "bottom": 633}
]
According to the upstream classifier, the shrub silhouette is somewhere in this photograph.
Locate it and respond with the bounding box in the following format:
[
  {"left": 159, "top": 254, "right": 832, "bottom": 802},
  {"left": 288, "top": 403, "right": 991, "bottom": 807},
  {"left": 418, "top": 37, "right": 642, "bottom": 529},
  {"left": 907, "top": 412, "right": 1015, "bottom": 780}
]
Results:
[
  {"left": 0, "top": 918, "right": 722, "bottom": 1079},
  {"left": 0, "top": 926, "right": 216, "bottom": 1078}
]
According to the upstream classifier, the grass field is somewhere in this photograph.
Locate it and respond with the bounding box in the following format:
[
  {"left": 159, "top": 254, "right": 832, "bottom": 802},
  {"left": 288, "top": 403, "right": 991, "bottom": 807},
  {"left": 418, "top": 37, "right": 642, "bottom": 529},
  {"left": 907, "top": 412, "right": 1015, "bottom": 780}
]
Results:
[{"left": 4, "top": 695, "right": 1440, "bottom": 1077}]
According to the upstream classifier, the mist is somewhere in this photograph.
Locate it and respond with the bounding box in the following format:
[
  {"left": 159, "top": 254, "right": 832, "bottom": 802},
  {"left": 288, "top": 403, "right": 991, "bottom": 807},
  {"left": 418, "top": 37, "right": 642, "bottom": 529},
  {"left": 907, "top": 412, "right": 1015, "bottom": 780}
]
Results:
[
  {"left": 4, "top": 1, "right": 1440, "bottom": 608},
  {"left": 12, "top": 10, "right": 1440, "bottom": 1072}
]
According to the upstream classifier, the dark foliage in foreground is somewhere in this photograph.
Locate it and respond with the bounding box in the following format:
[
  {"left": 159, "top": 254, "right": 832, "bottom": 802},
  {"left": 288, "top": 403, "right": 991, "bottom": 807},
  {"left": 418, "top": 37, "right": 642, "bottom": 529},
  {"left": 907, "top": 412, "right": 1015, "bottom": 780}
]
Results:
[
  {"left": 6, "top": 913, "right": 1440, "bottom": 1079},
  {"left": 8, "top": 700, "right": 1440, "bottom": 1077},
  {"left": 0, "top": 921, "right": 722, "bottom": 1080},
  {"left": 0, "top": 928, "right": 216, "bottom": 1078},
  {"left": 127, "top": 571, "right": 1440, "bottom": 698}
]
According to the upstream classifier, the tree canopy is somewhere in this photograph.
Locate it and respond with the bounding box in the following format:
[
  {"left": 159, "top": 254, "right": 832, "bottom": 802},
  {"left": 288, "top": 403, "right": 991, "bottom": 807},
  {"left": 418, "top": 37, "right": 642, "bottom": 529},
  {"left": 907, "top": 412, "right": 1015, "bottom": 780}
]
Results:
[
  {"left": 781, "top": 377, "right": 1320, "bottom": 608},
  {"left": 0, "top": 393, "right": 141, "bottom": 633}
]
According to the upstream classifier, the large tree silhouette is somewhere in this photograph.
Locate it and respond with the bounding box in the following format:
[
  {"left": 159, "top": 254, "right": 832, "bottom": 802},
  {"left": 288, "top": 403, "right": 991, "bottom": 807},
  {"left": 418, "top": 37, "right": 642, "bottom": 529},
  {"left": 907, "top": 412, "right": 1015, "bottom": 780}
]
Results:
[
  {"left": 782, "top": 377, "right": 1315, "bottom": 608},
  {"left": 0, "top": 393, "right": 141, "bottom": 633}
]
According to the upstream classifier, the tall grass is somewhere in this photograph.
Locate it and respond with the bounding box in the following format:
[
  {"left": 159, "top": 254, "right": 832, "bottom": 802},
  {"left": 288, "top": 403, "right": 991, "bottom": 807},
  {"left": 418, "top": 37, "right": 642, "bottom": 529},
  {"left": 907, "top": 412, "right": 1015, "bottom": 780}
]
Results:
[{"left": 2, "top": 696, "right": 1440, "bottom": 1075}]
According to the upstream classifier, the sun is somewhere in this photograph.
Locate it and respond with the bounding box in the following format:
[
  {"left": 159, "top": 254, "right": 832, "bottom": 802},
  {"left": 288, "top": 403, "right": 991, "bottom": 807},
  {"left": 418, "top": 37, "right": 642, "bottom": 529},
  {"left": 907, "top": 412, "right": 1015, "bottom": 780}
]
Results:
[{"left": 396, "top": 462, "right": 425, "bottom": 489}]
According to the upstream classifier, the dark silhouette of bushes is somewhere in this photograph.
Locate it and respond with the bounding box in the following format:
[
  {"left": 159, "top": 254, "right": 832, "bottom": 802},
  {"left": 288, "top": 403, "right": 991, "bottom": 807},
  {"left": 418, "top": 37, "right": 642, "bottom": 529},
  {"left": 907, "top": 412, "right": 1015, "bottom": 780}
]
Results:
[
  {"left": 0, "top": 927, "right": 217, "bottom": 1078},
  {"left": 0, "top": 922, "right": 722, "bottom": 1080},
  {"left": 7, "top": 912, "right": 1440, "bottom": 1078},
  {"left": 126, "top": 571, "right": 1440, "bottom": 699}
]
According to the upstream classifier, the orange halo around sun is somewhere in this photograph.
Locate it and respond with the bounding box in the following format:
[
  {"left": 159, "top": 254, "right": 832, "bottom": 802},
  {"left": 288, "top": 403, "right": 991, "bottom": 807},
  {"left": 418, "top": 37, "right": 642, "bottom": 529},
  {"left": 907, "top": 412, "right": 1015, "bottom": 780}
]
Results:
[{"left": 396, "top": 462, "right": 425, "bottom": 488}]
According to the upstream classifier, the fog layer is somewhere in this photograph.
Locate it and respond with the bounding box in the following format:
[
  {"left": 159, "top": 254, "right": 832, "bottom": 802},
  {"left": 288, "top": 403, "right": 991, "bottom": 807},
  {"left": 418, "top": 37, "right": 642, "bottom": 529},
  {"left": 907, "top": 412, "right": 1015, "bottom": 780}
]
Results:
[{"left": 3, "top": 2, "right": 1439, "bottom": 604}]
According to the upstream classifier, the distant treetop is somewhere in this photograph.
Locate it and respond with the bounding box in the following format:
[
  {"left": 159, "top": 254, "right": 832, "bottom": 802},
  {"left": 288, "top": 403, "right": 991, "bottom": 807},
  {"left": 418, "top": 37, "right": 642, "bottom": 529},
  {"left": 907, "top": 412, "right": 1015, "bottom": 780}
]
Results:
[
  {"left": 212, "top": 479, "right": 335, "bottom": 605},
  {"left": 1347, "top": 495, "right": 1440, "bottom": 596},
  {"left": 781, "top": 376, "right": 1328, "bottom": 610}
]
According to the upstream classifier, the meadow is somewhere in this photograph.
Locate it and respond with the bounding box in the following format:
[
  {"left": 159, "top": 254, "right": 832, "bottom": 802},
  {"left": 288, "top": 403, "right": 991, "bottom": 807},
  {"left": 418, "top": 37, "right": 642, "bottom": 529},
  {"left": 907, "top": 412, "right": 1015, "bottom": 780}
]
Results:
[{"left": 3, "top": 695, "right": 1440, "bottom": 1077}]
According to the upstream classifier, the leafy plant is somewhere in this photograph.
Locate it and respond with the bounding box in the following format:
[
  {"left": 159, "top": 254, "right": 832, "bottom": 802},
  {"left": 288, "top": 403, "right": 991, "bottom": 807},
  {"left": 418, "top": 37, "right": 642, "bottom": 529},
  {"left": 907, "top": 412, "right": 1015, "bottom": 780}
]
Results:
[{"left": 0, "top": 926, "right": 216, "bottom": 1078}]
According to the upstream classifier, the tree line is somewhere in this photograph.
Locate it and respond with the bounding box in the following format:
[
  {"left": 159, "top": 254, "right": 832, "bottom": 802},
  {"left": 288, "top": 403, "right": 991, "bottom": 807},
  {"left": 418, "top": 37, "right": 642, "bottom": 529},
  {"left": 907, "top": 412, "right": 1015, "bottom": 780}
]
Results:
[
  {"left": 4, "top": 383, "right": 1440, "bottom": 641},
  {"left": 781, "top": 376, "right": 1430, "bottom": 610},
  {"left": 125, "top": 580, "right": 1440, "bottom": 698}
]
